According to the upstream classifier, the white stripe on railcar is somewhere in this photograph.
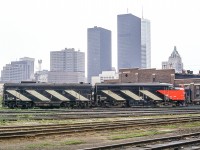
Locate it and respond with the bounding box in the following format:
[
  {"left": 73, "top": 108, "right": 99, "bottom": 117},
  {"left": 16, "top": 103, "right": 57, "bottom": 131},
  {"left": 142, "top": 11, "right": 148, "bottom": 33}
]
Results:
[
  {"left": 26, "top": 90, "right": 50, "bottom": 101},
  {"left": 45, "top": 90, "right": 69, "bottom": 101},
  {"left": 65, "top": 90, "right": 89, "bottom": 101},
  {"left": 101, "top": 90, "right": 125, "bottom": 101},
  {"left": 140, "top": 90, "right": 162, "bottom": 100},
  {"left": 121, "top": 90, "right": 141, "bottom": 100},
  {"left": 6, "top": 90, "right": 31, "bottom": 101}
]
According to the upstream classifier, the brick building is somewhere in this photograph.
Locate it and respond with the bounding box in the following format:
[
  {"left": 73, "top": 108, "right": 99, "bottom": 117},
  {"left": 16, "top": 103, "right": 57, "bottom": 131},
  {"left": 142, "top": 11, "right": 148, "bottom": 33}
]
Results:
[
  {"left": 118, "top": 68, "right": 175, "bottom": 84},
  {"left": 104, "top": 68, "right": 200, "bottom": 102},
  {"left": 104, "top": 68, "right": 176, "bottom": 84}
]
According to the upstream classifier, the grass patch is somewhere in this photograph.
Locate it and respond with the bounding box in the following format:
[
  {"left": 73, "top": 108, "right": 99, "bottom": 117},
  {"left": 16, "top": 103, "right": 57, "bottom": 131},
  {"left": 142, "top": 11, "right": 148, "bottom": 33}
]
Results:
[
  {"left": 0, "top": 118, "right": 6, "bottom": 125},
  {"left": 61, "top": 140, "right": 85, "bottom": 145},
  {"left": 183, "top": 121, "right": 200, "bottom": 128},
  {"left": 160, "top": 124, "right": 178, "bottom": 129},
  {"left": 23, "top": 140, "right": 84, "bottom": 150},
  {"left": 27, "top": 142, "right": 53, "bottom": 149},
  {"left": 159, "top": 121, "right": 200, "bottom": 129},
  {"left": 137, "top": 113, "right": 200, "bottom": 119},
  {"left": 16, "top": 114, "right": 34, "bottom": 120},
  {"left": 111, "top": 130, "right": 133, "bottom": 135},
  {"left": 109, "top": 130, "right": 169, "bottom": 140},
  {"left": 0, "top": 95, "right": 2, "bottom": 108}
]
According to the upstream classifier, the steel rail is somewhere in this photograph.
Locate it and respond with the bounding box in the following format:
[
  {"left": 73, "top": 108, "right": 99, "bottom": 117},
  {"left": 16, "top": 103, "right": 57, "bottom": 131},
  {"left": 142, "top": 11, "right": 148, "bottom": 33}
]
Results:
[
  {"left": 145, "top": 138, "right": 200, "bottom": 150},
  {"left": 0, "top": 116, "right": 200, "bottom": 139},
  {"left": 1, "top": 116, "right": 200, "bottom": 130},
  {"left": 1, "top": 110, "right": 200, "bottom": 114},
  {"left": 1, "top": 107, "right": 200, "bottom": 113},
  {"left": 81, "top": 132, "right": 200, "bottom": 150},
  {"left": 1, "top": 111, "right": 200, "bottom": 121}
]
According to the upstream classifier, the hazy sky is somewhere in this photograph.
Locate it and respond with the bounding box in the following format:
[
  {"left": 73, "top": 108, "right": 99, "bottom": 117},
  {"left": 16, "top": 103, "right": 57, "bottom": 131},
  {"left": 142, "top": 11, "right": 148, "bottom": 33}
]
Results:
[{"left": 0, "top": 0, "right": 200, "bottom": 76}]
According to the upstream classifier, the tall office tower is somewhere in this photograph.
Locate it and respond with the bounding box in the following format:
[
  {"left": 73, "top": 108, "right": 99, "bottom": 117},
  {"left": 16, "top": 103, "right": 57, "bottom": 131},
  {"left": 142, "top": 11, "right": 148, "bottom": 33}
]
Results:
[
  {"left": 141, "top": 18, "right": 151, "bottom": 68},
  {"left": 49, "top": 48, "right": 85, "bottom": 83},
  {"left": 118, "top": 14, "right": 141, "bottom": 70},
  {"left": 87, "top": 26, "right": 112, "bottom": 83},
  {"left": 1, "top": 57, "right": 35, "bottom": 83}
]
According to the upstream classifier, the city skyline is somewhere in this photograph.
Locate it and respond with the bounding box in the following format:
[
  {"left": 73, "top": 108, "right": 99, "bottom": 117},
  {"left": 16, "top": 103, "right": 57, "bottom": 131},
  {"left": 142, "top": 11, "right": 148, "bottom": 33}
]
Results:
[{"left": 1, "top": 0, "right": 200, "bottom": 77}]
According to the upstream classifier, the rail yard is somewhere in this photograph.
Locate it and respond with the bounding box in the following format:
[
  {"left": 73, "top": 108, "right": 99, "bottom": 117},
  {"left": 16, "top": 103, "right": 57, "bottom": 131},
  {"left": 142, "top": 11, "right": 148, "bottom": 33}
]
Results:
[
  {"left": 1, "top": 107, "right": 200, "bottom": 149},
  {"left": 1, "top": 82, "right": 200, "bottom": 149}
]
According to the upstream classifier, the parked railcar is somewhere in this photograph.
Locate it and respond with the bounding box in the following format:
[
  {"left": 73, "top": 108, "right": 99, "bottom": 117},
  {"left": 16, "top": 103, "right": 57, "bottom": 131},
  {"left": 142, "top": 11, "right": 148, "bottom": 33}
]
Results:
[
  {"left": 3, "top": 82, "right": 92, "bottom": 108},
  {"left": 94, "top": 83, "right": 185, "bottom": 107},
  {"left": 2, "top": 82, "right": 185, "bottom": 108}
]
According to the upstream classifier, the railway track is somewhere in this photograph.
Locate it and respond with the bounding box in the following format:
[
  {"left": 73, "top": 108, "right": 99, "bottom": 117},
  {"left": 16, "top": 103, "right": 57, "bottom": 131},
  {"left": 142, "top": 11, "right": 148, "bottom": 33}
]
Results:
[
  {"left": 81, "top": 132, "right": 200, "bottom": 150},
  {"left": 1, "top": 108, "right": 200, "bottom": 121},
  {"left": 1, "top": 116, "right": 200, "bottom": 140},
  {"left": 2, "top": 106, "right": 200, "bottom": 112}
]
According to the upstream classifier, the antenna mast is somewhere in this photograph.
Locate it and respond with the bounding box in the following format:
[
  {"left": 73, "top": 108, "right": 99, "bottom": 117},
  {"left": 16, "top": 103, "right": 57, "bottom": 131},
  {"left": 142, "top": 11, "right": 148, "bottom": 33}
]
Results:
[{"left": 142, "top": 5, "right": 144, "bottom": 19}]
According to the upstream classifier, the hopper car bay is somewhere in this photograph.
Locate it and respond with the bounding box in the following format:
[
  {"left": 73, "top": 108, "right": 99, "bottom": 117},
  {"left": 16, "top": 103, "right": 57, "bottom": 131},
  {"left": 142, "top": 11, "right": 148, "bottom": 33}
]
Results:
[{"left": 2, "top": 82, "right": 185, "bottom": 109}]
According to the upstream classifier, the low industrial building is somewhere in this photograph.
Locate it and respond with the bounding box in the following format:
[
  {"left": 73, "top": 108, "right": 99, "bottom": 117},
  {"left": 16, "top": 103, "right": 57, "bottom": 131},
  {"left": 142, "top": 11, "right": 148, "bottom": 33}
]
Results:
[
  {"left": 91, "top": 71, "right": 119, "bottom": 86},
  {"left": 48, "top": 71, "right": 85, "bottom": 83}
]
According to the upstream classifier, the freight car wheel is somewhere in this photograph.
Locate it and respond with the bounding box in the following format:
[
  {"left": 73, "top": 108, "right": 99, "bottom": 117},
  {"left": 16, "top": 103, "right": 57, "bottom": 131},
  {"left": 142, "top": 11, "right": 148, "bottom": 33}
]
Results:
[
  {"left": 8, "top": 103, "right": 17, "bottom": 109},
  {"left": 21, "top": 104, "right": 28, "bottom": 109},
  {"left": 80, "top": 102, "right": 89, "bottom": 108},
  {"left": 30, "top": 102, "right": 35, "bottom": 108},
  {"left": 20, "top": 102, "right": 34, "bottom": 109},
  {"left": 60, "top": 102, "right": 70, "bottom": 108},
  {"left": 85, "top": 102, "right": 90, "bottom": 108},
  {"left": 28, "top": 102, "right": 35, "bottom": 109}
]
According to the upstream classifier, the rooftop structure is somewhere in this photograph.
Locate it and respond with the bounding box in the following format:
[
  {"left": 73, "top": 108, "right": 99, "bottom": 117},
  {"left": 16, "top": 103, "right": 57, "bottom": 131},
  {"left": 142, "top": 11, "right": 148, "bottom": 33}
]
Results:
[{"left": 162, "top": 46, "right": 183, "bottom": 73}]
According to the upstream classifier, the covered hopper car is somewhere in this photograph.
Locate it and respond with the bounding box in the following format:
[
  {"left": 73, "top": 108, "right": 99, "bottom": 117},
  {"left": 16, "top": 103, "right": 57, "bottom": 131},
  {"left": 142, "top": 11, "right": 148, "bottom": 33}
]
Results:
[
  {"left": 94, "top": 83, "right": 185, "bottom": 107},
  {"left": 2, "top": 82, "right": 185, "bottom": 108},
  {"left": 3, "top": 83, "right": 92, "bottom": 109}
]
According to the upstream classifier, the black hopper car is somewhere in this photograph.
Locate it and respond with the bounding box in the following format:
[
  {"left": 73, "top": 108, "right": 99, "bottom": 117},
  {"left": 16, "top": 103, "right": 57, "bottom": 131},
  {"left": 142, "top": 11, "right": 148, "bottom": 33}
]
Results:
[{"left": 2, "top": 82, "right": 185, "bottom": 109}]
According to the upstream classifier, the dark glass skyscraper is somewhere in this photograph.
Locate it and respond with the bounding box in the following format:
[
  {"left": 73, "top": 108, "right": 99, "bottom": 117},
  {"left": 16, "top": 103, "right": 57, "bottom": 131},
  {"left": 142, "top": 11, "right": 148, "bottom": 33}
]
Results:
[
  {"left": 87, "top": 26, "right": 112, "bottom": 83},
  {"left": 117, "top": 14, "right": 141, "bottom": 70}
]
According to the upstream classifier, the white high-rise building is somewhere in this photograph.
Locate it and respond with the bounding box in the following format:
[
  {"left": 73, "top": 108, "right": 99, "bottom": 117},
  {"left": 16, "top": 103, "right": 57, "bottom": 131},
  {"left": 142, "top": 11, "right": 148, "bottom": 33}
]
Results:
[
  {"left": 49, "top": 48, "right": 85, "bottom": 83},
  {"left": 162, "top": 46, "right": 183, "bottom": 73},
  {"left": 50, "top": 48, "right": 85, "bottom": 72},
  {"left": 141, "top": 18, "right": 151, "bottom": 68},
  {"left": 1, "top": 57, "right": 35, "bottom": 83}
]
